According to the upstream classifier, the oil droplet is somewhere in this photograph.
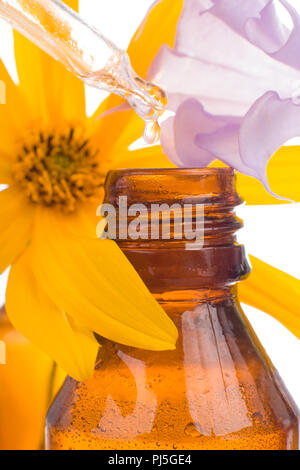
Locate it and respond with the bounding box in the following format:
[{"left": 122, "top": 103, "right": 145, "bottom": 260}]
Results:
[
  {"left": 133, "top": 78, "right": 166, "bottom": 145},
  {"left": 143, "top": 120, "right": 161, "bottom": 145}
]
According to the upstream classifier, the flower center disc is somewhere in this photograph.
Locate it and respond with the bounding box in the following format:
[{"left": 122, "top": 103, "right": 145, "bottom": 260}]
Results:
[{"left": 13, "top": 128, "right": 103, "bottom": 212}]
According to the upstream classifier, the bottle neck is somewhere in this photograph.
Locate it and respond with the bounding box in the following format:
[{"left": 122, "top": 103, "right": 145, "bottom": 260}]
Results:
[{"left": 103, "top": 169, "right": 250, "bottom": 301}]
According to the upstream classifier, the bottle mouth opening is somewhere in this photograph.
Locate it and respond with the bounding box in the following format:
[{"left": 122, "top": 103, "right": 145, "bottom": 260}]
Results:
[
  {"left": 101, "top": 168, "right": 244, "bottom": 249},
  {"left": 104, "top": 167, "right": 241, "bottom": 207},
  {"left": 101, "top": 168, "right": 250, "bottom": 284},
  {"left": 107, "top": 168, "right": 234, "bottom": 175}
]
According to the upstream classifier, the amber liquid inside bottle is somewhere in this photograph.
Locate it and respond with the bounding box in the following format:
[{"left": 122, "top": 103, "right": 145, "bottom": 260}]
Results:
[{"left": 46, "top": 169, "right": 299, "bottom": 450}]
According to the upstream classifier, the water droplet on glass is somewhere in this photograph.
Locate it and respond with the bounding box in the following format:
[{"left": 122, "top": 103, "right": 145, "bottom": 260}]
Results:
[{"left": 184, "top": 422, "right": 201, "bottom": 437}]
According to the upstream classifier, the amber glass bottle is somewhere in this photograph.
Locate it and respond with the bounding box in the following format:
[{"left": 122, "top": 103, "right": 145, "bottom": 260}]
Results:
[{"left": 46, "top": 169, "right": 299, "bottom": 450}]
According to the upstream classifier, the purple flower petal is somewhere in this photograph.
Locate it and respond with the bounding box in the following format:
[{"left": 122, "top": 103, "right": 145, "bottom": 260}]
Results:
[
  {"left": 161, "top": 98, "right": 216, "bottom": 167},
  {"left": 164, "top": 96, "right": 294, "bottom": 200},
  {"left": 160, "top": 115, "right": 184, "bottom": 167},
  {"left": 268, "top": 0, "right": 300, "bottom": 69},
  {"left": 245, "top": 1, "right": 290, "bottom": 54},
  {"left": 209, "top": 0, "right": 300, "bottom": 70},
  {"left": 171, "top": 98, "right": 257, "bottom": 176},
  {"left": 176, "top": 0, "right": 300, "bottom": 69},
  {"left": 239, "top": 90, "right": 300, "bottom": 198},
  {"left": 176, "top": 0, "right": 272, "bottom": 53},
  {"left": 149, "top": 14, "right": 300, "bottom": 117},
  {"left": 150, "top": 45, "right": 274, "bottom": 116},
  {"left": 149, "top": 0, "right": 300, "bottom": 198}
]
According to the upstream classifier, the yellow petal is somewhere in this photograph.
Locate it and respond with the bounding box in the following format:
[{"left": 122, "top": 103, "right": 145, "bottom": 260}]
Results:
[
  {"left": 239, "top": 255, "right": 300, "bottom": 338},
  {"left": 32, "top": 207, "right": 178, "bottom": 351},
  {"left": 110, "top": 146, "right": 176, "bottom": 169},
  {"left": 0, "top": 308, "right": 65, "bottom": 450},
  {"left": 0, "top": 59, "right": 29, "bottom": 151},
  {"left": 239, "top": 146, "right": 300, "bottom": 204},
  {"left": 6, "top": 248, "right": 98, "bottom": 381},
  {"left": 89, "top": 108, "right": 145, "bottom": 163},
  {"left": 0, "top": 187, "right": 34, "bottom": 273},
  {"left": 211, "top": 146, "right": 300, "bottom": 204},
  {"left": 128, "top": 0, "right": 184, "bottom": 77},
  {"left": 89, "top": 0, "right": 184, "bottom": 155},
  {"left": 13, "top": 0, "right": 85, "bottom": 124},
  {"left": 59, "top": 0, "right": 78, "bottom": 11},
  {"left": 0, "top": 152, "right": 13, "bottom": 184},
  {"left": 63, "top": 199, "right": 103, "bottom": 239}
]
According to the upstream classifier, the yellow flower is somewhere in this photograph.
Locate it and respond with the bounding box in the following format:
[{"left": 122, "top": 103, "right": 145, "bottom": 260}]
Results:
[
  {"left": 1, "top": 0, "right": 180, "bottom": 381},
  {"left": 0, "top": 307, "right": 65, "bottom": 450}
]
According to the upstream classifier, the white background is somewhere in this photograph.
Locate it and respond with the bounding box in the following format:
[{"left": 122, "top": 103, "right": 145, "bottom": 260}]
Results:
[{"left": 0, "top": 0, "right": 299, "bottom": 407}]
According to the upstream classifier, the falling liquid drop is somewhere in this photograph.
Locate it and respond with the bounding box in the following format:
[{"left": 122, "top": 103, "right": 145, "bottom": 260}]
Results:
[
  {"left": 143, "top": 120, "right": 161, "bottom": 145},
  {"left": 132, "top": 78, "right": 167, "bottom": 145},
  {"left": 84, "top": 52, "right": 167, "bottom": 146}
]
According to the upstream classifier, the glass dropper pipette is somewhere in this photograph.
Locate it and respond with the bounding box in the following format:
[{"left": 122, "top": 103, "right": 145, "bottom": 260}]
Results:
[{"left": 0, "top": 0, "right": 166, "bottom": 142}]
